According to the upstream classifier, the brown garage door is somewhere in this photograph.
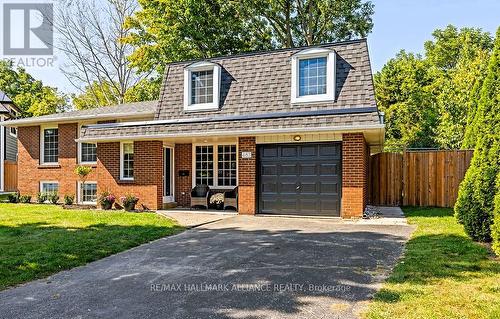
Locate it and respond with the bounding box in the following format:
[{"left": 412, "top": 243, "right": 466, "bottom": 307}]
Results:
[{"left": 258, "top": 143, "right": 341, "bottom": 216}]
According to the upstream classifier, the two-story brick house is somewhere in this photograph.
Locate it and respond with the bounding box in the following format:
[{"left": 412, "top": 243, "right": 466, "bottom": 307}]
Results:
[{"left": 6, "top": 39, "right": 384, "bottom": 217}]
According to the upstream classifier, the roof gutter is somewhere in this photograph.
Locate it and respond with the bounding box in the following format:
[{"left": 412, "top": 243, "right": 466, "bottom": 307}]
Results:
[
  {"left": 83, "top": 107, "right": 379, "bottom": 129},
  {"left": 76, "top": 124, "right": 385, "bottom": 143}
]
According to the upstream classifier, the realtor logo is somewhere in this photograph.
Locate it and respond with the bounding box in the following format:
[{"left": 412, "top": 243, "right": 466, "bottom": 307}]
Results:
[{"left": 3, "top": 3, "right": 53, "bottom": 55}]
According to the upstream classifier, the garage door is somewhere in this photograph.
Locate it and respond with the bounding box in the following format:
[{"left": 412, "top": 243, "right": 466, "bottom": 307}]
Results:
[{"left": 258, "top": 143, "right": 341, "bottom": 216}]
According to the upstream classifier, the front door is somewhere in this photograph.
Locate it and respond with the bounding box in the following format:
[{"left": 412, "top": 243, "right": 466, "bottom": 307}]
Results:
[{"left": 163, "top": 147, "right": 174, "bottom": 203}]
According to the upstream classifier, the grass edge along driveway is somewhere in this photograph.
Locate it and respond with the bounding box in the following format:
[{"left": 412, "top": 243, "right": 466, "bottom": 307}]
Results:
[
  {"left": 0, "top": 203, "right": 183, "bottom": 290},
  {"left": 364, "top": 207, "right": 500, "bottom": 319}
]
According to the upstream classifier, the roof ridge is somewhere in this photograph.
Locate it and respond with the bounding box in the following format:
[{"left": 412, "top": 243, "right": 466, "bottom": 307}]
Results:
[{"left": 167, "top": 38, "right": 367, "bottom": 66}]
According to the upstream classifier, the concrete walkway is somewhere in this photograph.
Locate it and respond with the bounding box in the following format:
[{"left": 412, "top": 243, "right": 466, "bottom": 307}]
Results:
[
  {"left": 158, "top": 210, "right": 236, "bottom": 228},
  {"left": 0, "top": 213, "right": 414, "bottom": 319}
]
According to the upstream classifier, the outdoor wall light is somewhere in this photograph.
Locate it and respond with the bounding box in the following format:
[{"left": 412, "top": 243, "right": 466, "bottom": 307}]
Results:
[{"left": 293, "top": 135, "right": 302, "bottom": 141}]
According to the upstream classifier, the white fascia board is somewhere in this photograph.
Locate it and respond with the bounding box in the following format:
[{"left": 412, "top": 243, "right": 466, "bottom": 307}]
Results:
[{"left": 1, "top": 111, "right": 155, "bottom": 127}]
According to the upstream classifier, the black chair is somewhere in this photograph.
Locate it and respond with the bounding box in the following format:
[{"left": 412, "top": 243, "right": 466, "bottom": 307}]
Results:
[
  {"left": 223, "top": 187, "right": 238, "bottom": 210},
  {"left": 190, "top": 184, "right": 210, "bottom": 209}
]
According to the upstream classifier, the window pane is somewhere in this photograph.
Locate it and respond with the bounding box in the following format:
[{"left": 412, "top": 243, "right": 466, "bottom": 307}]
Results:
[
  {"left": 195, "top": 145, "right": 214, "bottom": 186},
  {"left": 42, "top": 182, "right": 58, "bottom": 194},
  {"left": 217, "top": 145, "right": 237, "bottom": 186},
  {"left": 43, "top": 128, "right": 58, "bottom": 163},
  {"left": 82, "top": 183, "right": 97, "bottom": 203},
  {"left": 299, "top": 57, "right": 327, "bottom": 97},
  {"left": 81, "top": 143, "right": 97, "bottom": 163},
  {"left": 122, "top": 143, "right": 134, "bottom": 179},
  {"left": 191, "top": 70, "right": 214, "bottom": 104}
]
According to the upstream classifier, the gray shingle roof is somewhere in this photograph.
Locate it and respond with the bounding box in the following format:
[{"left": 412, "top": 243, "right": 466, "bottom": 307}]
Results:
[
  {"left": 79, "top": 39, "right": 380, "bottom": 141},
  {"left": 155, "top": 39, "right": 376, "bottom": 120},
  {"left": 79, "top": 111, "right": 381, "bottom": 141},
  {"left": 5, "top": 100, "right": 158, "bottom": 126}
]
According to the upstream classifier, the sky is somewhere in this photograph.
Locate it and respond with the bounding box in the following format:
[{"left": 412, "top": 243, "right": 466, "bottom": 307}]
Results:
[{"left": 1, "top": 0, "right": 500, "bottom": 95}]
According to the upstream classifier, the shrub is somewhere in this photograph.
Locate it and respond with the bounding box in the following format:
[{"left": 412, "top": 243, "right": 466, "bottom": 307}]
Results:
[
  {"left": 8, "top": 192, "right": 20, "bottom": 203},
  {"left": 64, "top": 194, "right": 75, "bottom": 205},
  {"left": 455, "top": 140, "right": 499, "bottom": 242},
  {"left": 48, "top": 193, "right": 59, "bottom": 204},
  {"left": 492, "top": 174, "right": 500, "bottom": 255},
  {"left": 37, "top": 192, "right": 48, "bottom": 204},
  {"left": 19, "top": 195, "right": 32, "bottom": 203}
]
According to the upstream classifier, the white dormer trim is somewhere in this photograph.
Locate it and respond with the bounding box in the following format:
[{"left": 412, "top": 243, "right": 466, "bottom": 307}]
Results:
[
  {"left": 291, "top": 48, "right": 336, "bottom": 104},
  {"left": 183, "top": 61, "right": 221, "bottom": 112}
]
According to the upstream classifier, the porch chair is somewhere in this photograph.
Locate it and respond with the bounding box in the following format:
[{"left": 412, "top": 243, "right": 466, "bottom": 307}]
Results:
[
  {"left": 223, "top": 186, "right": 238, "bottom": 211},
  {"left": 190, "top": 184, "right": 210, "bottom": 209}
]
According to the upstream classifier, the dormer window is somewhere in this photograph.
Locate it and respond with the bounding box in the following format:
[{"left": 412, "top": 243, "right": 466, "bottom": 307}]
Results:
[
  {"left": 191, "top": 70, "right": 213, "bottom": 104},
  {"left": 184, "top": 61, "right": 221, "bottom": 112},
  {"left": 291, "top": 48, "right": 336, "bottom": 103}
]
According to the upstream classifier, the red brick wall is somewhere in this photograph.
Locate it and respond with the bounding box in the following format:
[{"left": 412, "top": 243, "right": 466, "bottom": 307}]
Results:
[
  {"left": 17, "top": 124, "right": 97, "bottom": 200},
  {"left": 238, "top": 137, "right": 256, "bottom": 215},
  {"left": 174, "top": 144, "right": 192, "bottom": 207},
  {"left": 97, "top": 141, "right": 163, "bottom": 210},
  {"left": 341, "top": 133, "right": 368, "bottom": 218}
]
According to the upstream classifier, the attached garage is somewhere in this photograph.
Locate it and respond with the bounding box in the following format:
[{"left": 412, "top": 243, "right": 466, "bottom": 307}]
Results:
[{"left": 258, "top": 143, "right": 342, "bottom": 216}]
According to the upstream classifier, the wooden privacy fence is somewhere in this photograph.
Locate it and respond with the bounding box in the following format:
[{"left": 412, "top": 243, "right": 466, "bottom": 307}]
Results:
[
  {"left": 369, "top": 150, "right": 474, "bottom": 207},
  {"left": 4, "top": 160, "right": 18, "bottom": 192}
]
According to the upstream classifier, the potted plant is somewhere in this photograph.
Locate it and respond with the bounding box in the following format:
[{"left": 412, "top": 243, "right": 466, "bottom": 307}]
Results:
[
  {"left": 209, "top": 193, "right": 224, "bottom": 210},
  {"left": 99, "top": 191, "right": 115, "bottom": 210},
  {"left": 121, "top": 195, "right": 139, "bottom": 212}
]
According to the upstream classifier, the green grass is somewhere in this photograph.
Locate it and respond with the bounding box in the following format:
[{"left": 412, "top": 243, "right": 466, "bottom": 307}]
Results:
[
  {"left": 364, "top": 207, "right": 500, "bottom": 319},
  {"left": 0, "top": 203, "right": 183, "bottom": 290}
]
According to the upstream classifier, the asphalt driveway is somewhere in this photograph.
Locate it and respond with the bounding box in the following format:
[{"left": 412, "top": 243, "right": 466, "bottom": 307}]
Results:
[{"left": 0, "top": 215, "right": 414, "bottom": 319}]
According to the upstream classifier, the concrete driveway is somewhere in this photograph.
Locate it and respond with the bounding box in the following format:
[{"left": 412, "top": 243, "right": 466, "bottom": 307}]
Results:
[{"left": 0, "top": 215, "right": 414, "bottom": 319}]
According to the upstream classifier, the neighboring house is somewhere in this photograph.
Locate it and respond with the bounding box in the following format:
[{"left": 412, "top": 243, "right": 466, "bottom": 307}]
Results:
[
  {"left": 0, "top": 91, "right": 20, "bottom": 192},
  {"left": 5, "top": 39, "right": 384, "bottom": 217}
]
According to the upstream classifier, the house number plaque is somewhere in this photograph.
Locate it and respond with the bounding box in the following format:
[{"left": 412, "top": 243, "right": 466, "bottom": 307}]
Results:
[{"left": 241, "top": 151, "right": 252, "bottom": 159}]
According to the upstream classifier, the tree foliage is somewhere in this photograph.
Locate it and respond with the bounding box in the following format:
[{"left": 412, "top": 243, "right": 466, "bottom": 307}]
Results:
[
  {"left": 455, "top": 27, "right": 500, "bottom": 243},
  {"left": 55, "top": 0, "right": 148, "bottom": 109},
  {"left": 73, "top": 78, "right": 160, "bottom": 110},
  {"left": 0, "top": 61, "right": 67, "bottom": 117},
  {"left": 375, "top": 25, "right": 493, "bottom": 150},
  {"left": 124, "top": 0, "right": 374, "bottom": 75}
]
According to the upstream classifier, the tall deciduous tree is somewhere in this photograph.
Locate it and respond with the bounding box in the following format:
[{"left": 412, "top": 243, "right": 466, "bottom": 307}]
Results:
[
  {"left": 54, "top": 0, "right": 148, "bottom": 108},
  {"left": 374, "top": 51, "right": 438, "bottom": 150},
  {"left": 0, "top": 61, "right": 67, "bottom": 117},
  {"left": 375, "top": 25, "right": 493, "bottom": 150},
  {"left": 124, "top": 0, "right": 374, "bottom": 74},
  {"left": 246, "top": 0, "right": 374, "bottom": 47}
]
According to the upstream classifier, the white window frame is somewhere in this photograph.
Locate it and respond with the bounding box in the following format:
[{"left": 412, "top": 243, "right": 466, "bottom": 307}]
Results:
[
  {"left": 77, "top": 124, "right": 97, "bottom": 165},
  {"left": 40, "top": 125, "right": 59, "bottom": 165},
  {"left": 40, "top": 181, "right": 59, "bottom": 194},
  {"left": 183, "top": 61, "right": 221, "bottom": 112},
  {"left": 120, "top": 141, "right": 134, "bottom": 181},
  {"left": 192, "top": 143, "right": 238, "bottom": 189},
  {"left": 9, "top": 126, "right": 17, "bottom": 137},
  {"left": 77, "top": 181, "right": 98, "bottom": 205},
  {"left": 290, "top": 47, "right": 336, "bottom": 104}
]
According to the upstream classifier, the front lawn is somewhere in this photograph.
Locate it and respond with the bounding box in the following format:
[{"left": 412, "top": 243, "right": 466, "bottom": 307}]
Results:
[
  {"left": 364, "top": 207, "right": 500, "bottom": 319},
  {"left": 0, "top": 203, "right": 183, "bottom": 290}
]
